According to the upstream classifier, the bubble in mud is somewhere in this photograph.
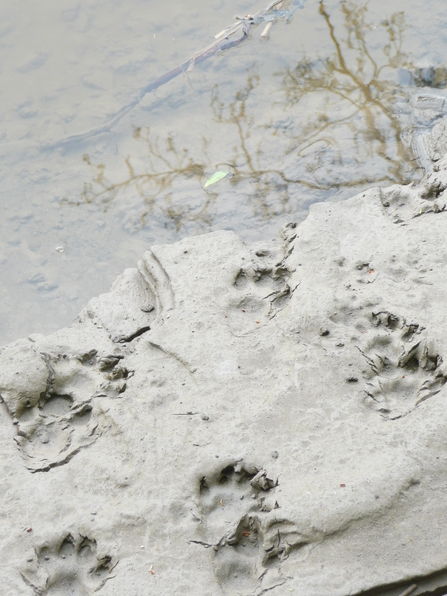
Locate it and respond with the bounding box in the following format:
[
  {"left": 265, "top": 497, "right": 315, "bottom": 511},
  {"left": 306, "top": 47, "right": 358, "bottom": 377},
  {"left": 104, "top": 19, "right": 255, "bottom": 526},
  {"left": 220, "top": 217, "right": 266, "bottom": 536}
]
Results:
[{"left": 55, "top": 244, "right": 65, "bottom": 253}]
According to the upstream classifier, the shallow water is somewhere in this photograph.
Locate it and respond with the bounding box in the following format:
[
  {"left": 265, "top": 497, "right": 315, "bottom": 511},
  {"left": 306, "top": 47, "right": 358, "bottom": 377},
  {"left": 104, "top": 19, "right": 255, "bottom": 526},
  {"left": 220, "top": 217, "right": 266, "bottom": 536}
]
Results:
[{"left": 1, "top": 0, "right": 447, "bottom": 346}]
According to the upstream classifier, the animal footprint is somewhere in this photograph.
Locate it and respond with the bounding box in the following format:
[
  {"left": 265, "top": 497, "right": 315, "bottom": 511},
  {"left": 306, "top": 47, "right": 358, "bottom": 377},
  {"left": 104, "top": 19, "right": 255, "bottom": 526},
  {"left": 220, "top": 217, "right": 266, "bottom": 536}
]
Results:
[
  {"left": 196, "top": 461, "right": 304, "bottom": 595},
  {"left": 229, "top": 250, "right": 292, "bottom": 335},
  {"left": 0, "top": 344, "right": 129, "bottom": 472},
  {"left": 360, "top": 311, "right": 447, "bottom": 418},
  {"left": 22, "top": 533, "right": 115, "bottom": 595}
]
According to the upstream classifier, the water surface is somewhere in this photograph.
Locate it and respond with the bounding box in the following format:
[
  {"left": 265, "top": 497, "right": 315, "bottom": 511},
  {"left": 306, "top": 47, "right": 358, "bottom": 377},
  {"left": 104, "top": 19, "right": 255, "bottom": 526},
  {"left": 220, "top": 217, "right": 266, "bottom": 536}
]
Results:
[{"left": 1, "top": 0, "right": 447, "bottom": 345}]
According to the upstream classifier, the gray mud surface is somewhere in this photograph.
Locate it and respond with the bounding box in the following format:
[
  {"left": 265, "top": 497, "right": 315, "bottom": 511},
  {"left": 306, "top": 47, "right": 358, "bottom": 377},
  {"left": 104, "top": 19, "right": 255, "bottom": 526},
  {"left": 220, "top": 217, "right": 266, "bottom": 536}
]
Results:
[{"left": 2, "top": 142, "right": 447, "bottom": 594}]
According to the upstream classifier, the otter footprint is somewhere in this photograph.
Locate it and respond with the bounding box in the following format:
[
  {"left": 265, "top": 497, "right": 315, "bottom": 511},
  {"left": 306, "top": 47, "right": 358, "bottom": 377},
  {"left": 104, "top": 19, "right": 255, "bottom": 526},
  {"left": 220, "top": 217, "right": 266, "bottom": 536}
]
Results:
[
  {"left": 0, "top": 346, "right": 129, "bottom": 472},
  {"left": 197, "top": 461, "right": 304, "bottom": 595},
  {"left": 22, "top": 533, "right": 115, "bottom": 595},
  {"left": 360, "top": 311, "right": 447, "bottom": 418}
]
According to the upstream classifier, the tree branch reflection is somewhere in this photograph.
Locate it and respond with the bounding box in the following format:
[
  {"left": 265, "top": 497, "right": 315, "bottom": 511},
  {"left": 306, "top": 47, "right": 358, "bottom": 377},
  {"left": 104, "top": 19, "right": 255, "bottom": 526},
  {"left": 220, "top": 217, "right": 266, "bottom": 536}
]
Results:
[
  {"left": 75, "top": 128, "right": 214, "bottom": 232},
  {"left": 76, "top": 0, "right": 421, "bottom": 233},
  {"left": 278, "top": 0, "right": 414, "bottom": 185}
]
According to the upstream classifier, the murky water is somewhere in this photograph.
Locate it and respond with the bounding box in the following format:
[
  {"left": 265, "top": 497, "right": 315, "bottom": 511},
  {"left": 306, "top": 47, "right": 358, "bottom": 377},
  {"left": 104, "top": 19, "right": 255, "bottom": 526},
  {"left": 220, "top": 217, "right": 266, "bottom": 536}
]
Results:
[{"left": 1, "top": 0, "right": 447, "bottom": 346}]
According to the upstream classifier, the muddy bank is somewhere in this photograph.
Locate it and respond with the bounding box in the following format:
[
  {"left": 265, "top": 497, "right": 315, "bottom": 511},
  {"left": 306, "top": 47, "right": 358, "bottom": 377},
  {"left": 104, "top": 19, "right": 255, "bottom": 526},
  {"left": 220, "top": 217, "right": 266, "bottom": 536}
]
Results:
[{"left": 2, "top": 142, "right": 447, "bottom": 594}]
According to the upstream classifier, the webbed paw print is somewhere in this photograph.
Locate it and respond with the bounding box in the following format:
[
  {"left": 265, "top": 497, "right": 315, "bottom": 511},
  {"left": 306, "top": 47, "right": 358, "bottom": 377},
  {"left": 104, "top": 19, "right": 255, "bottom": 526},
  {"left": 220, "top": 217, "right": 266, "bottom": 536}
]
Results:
[
  {"left": 360, "top": 311, "right": 447, "bottom": 418},
  {"left": 195, "top": 461, "right": 308, "bottom": 595},
  {"left": 22, "top": 533, "right": 116, "bottom": 595},
  {"left": 0, "top": 344, "right": 129, "bottom": 472}
]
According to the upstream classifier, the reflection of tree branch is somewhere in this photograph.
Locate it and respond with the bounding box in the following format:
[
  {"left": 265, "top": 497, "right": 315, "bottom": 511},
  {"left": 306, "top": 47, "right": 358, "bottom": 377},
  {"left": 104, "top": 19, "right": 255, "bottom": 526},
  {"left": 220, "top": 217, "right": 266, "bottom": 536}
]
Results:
[
  {"left": 277, "top": 0, "right": 414, "bottom": 183},
  {"left": 342, "top": 2, "right": 378, "bottom": 75},
  {"left": 210, "top": 73, "right": 332, "bottom": 202},
  {"left": 63, "top": 128, "right": 217, "bottom": 233},
  {"left": 320, "top": 1, "right": 390, "bottom": 118},
  {"left": 283, "top": 112, "right": 360, "bottom": 157},
  {"left": 75, "top": 69, "right": 342, "bottom": 232},
  {"left": 73, "top": 1, "right": 420, "bottom": 231},
  {"left": 329, "top": 88, "right": 363, "bottom": 111}
]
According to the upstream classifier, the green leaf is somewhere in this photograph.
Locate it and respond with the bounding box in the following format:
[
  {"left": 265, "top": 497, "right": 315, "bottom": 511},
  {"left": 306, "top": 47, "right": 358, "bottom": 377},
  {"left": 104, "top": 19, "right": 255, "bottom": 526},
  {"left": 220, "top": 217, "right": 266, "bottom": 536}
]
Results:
[{"left": 204, "top": 171, "right": 228, "bottom": 188}]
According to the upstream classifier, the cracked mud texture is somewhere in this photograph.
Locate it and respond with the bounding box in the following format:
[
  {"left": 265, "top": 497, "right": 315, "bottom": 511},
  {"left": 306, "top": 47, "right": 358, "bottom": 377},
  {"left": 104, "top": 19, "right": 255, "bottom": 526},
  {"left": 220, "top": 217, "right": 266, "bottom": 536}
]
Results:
[{"left": 3, "top": 154, "right": 447, "bottom": 595}]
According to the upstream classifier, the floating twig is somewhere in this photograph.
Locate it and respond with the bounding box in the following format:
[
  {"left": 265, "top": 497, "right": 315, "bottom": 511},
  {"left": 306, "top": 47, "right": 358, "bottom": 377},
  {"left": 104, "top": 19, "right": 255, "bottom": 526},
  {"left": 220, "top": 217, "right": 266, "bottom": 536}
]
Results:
[
  {"left": 47, "top": 0, "right": 306, "bottom": 149},
  {"left": 261, "top": 21, "right": 273, "bottom": 38}
]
